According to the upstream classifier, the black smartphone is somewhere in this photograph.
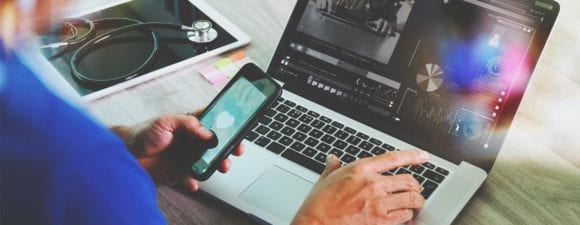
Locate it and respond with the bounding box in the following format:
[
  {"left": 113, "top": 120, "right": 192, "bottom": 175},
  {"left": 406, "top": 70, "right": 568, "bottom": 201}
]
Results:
[{"left": 190, "top": 63, "right": 282, "bottom": 181}]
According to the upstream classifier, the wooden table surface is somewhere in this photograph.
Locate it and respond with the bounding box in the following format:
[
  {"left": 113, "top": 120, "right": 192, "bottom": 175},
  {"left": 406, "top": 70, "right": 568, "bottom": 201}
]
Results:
[{"left": 89, "top": 0, "right": 580, "bottom": 224}]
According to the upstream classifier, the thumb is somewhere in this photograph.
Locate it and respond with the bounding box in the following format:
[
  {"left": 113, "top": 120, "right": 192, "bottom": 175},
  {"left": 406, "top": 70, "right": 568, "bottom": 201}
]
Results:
[{"left": 320, "top": 154, "right": 341, "bottom": 180}]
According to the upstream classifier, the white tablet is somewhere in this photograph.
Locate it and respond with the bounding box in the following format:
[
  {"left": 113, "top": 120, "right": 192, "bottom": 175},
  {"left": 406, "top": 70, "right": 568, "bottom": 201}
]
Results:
[{"left": 34, "top": 0, "right": 250, "bottom": 102}]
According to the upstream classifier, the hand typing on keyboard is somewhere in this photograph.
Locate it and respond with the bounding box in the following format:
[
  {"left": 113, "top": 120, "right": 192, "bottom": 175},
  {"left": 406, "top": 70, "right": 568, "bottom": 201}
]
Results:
[{"left": 291, "top": 150, "right": 429, "bottom": 225}]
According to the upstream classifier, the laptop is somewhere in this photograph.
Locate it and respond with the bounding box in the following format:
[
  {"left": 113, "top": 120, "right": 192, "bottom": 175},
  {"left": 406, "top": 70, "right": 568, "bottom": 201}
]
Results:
[{"left": 199, "top": 0, "right": 559, "bottom": 224}]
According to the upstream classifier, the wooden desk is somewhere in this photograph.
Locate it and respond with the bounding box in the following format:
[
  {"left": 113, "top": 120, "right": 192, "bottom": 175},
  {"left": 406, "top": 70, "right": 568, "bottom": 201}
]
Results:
[{"left": 89, "top": 0, "right": 580, "bottom": 224}]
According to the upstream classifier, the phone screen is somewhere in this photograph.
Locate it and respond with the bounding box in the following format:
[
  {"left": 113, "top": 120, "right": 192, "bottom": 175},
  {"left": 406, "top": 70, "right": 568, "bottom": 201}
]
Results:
[{"left": 191, "top": 75, "right": 277, "bottom": 175}]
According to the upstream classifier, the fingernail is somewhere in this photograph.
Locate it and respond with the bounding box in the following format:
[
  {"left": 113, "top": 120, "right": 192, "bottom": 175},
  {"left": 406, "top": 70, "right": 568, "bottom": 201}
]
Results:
[
  {"left": 420, "top": 150, "right": 429, "bottom": 160},
  {"left": 326, "top": 154, "right": 336, "bottom": 164},
  {"left": 199, "top": 127, "right": 213, "bottom": 137}
]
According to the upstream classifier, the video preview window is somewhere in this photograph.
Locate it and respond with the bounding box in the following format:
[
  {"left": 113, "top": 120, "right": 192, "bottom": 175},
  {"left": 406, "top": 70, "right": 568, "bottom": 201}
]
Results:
[{"left": 297, "top": 0, "right": 415, "bottom": 64}]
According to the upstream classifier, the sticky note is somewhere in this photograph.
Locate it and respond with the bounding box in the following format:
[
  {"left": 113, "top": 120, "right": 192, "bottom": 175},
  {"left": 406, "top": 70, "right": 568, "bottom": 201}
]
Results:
[
  {"left": 214, "top": 58, "right": 233, "bottom": 69},
  {"left": 207, "top": 72, "right": 228, "bottom": 85},
  {"left": 229, "top": 51, "right": 247, "bottom": 61},
  {"left": 199, "top": 65, "right": 220, "bottom": 79},
  {"left": 220, "top": 64, "right": 239, "bottom": 78}
]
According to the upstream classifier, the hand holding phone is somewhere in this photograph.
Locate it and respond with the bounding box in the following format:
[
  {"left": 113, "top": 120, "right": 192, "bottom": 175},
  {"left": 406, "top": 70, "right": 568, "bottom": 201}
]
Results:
[{"left": 189, "top": 63, "right": 281, "bottom": 180}]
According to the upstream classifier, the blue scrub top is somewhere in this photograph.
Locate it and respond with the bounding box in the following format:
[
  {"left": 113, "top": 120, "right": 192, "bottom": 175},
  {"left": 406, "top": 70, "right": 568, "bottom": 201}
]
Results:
[{"left": 0, "top": 43, "right": 167, "bottom": 225}]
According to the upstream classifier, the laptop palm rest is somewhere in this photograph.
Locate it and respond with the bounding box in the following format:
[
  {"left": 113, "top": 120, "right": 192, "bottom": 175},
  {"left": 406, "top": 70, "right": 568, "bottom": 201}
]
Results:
[{"left": 239, "top": 165, "right": 314, "bottom": 222}]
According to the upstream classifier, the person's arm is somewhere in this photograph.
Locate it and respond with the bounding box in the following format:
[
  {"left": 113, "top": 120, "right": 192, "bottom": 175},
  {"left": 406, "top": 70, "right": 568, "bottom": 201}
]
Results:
[
  {"left": 292, "top": 150, "right": 429, "bottom": 225},
  {"left": 110, "top": 113, "right": 243, "bottom": 191}
]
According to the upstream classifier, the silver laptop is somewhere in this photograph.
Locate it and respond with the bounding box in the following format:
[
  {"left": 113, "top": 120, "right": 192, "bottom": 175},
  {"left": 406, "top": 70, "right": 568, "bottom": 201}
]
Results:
[{"left": 199, "top": 0, "right": 559, "bottom": 224}]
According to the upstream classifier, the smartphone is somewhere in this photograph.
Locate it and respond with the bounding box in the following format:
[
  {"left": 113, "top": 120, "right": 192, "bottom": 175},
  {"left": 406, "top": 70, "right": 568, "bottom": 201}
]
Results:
[{"left": 190, "top": 63, "right": 282, "bottom": 181}]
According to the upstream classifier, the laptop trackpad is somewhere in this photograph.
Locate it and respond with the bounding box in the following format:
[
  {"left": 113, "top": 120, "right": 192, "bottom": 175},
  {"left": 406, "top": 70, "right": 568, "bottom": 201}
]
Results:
[{"left": 239, "top": 166, "right": 314, "bottom": 222}]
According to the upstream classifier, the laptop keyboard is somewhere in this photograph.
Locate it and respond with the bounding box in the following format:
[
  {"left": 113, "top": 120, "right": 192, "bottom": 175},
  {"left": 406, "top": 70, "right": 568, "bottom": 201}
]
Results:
[{"left": 246, "top": 97, "right": 449, "bottom": 199}]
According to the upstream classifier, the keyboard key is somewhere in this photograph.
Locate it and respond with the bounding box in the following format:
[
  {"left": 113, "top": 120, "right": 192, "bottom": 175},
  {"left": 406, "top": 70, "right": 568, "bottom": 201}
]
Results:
[
  {"left": 316, "top": 143, "right": 331, "bottom": 153},
  {"left": 282, "top": 150, "right": 325, "bottom": 174},
  {"left": 296, "top": 105, "right": 308, "bottom": 112},
  {"left": 268, "top": 121, "right": 283, "bottom": 131},
  {"left": 371, "top": 146, "right": 386, "bottom": 155},
  {"left": 255, "top": 125, "right": 270, "bottom": 135},
  {"left": 322, "top": 125, "right": 337, "bottom": 135},
  {"left": 344, "top": 127, "right": 356, "bottom": 134},
  {"left": 347, "top": 136, "right": 362, "bottom": 145},
  {"left": 284, "top": 100, "right": 296, "bottom": 107},
  {"left": 309, "top": 129, "right": 324, "bottom": 138},
  {"left": 288, "top": 109, "right": 302, "bottom": 118},
  {"left": 321, "top": 134, "right": 336, "bottom": 144},
  {"left": 246, "top": 131, "right": 259, "bottom": 142},
  {"left": 435, "top": 167, "right": 449, "bottom": 176},
  {"left": 299, "top": 115, "right": 314, "bottom": 124},
  {"left": 277, "top": 97, "right": 285, "bottom": 102},
  {"left": 410, "top": 165, "right": 425, "bottom": 174},
  {"left": 396, "top": 168, "right": 412, "bottom": 174},
  {"left": 421, "top": 180, "right": 438, "bottom": 199},
  {"left": 279, "top": 136, "right": 294, "bottom": 146},
  {"left": 356, "top": 132, "right": 370, "bottom": 140},
  {"left": 369, "top": 138, "right": 382, "bottom": 146},
  {"left": 332, "top": 140, "right": 348, "bottom": 149},
  {"left": 255, "top": 137, "right": 271, "bottom": 147},
  {"left": 329, "top": 149, "right": 344, "bottom": 157},
  {"left": 274, "top": 114, "right": 289, "bottom": 123},
  {"left": 333, "top": 130, "right": 349, "bottom": 139},
  {"left": 285, "top": 118, "right": 300, "bottom": 128},
  {"left": 341, "top": 154, "right": 356, "bottom": 164},
  {"left": 423, "top": 170, "right": 445, "bottom": 183},
  {"left": 305, "top": 137, "right": 320, "bottom": 147},
  {"left": 290, "top": 142, "right": 306, "bottom": 152},
  {"left": 311, "top": 120, "right": 326, "bottom": 129},
  {"left": 358, "top": 151, "right": 373, "bottom": 158},
  {"left": 314, "top": 153, "right": 327, "bottom": 163},
  {"left": 358, "top": 141, "right": 373, "bottom": 151},
  {"left": 265, "top": 109, "right": 277, "bottom": 117},
  {"left": 267, "top": 131, "right": 282, "bottom": 141},
  {"left": 413, "top": 174, "right": 425, "bottom": 184},
  {"left": 346, "top": 146, "right": 361, "bottom": 155},
  {"left": 307, "top": 111, "right": 320, "bottom": 118},
  {"left": 276, "top": 104, "right": 291, "bottom": 113},
  {"left": 266, "top": 142, "right": 285, "bottom": 154},
  {"left": 297, "top": 124, "right": 312, "bottom": 133},
  {"left": 382, "top": 143, "right": 395, "bottom": 151},
  {"left": 423, "top": 162, "right": 436, "bottom": 169},
  {"left": 281, "top": 127, "right": 295, "bottom": 136},
  {"left": 292, "top": 132, "right": 307, "bottom": 141},
  {"left": 320, "top": 116, "right": 332, "bottom": 123},
  {"left": 331, "top": 121, "right": 344, "bottom": 129},
  {"left": 303, "top": 147, "right": 318, "bottom": 157},
  {"left": 259, "top": 117, "right": 272, "bottom": 125}
]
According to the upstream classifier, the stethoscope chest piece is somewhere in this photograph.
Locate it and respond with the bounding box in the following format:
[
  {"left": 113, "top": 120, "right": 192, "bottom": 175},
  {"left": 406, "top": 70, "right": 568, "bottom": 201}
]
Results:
[{"left": 187, "top": 20, "right": 218, "bottom": 44}]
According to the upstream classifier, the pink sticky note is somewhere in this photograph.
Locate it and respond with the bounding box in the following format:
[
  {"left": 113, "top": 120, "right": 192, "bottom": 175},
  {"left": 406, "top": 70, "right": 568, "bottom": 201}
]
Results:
[
  {"left": 199, "top": 65, "right": 220, "bottom": 79},
  {"left": 207, "top": 72, "right": 228, "bottom": 85}
]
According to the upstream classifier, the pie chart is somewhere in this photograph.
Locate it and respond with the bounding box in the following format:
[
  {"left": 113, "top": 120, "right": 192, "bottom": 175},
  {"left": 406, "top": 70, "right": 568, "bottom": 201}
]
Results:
[{"left": 416, "top": 63, "right": 444, "bottom": 92}]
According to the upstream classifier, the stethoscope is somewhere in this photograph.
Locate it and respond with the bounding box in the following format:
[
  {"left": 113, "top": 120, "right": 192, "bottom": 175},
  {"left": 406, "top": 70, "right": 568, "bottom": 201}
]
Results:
[{"left": 40, "top": 18, "right": 219, "bottom": 88}]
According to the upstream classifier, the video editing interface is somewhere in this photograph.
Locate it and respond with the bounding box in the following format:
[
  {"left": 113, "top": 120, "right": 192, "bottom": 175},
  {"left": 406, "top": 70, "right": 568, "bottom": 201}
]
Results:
[{"left": 272, "top": 0, "right": 550, "bottom": 164}]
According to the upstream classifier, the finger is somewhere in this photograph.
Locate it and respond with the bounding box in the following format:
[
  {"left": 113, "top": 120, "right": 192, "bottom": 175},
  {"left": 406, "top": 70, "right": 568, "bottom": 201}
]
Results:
[
  {"left": 385, "top": 209, "right": 414, "bottom": 225},
  {"left": 381, "top": 191, "right": 425, "bottom": 211},
  {"left": 359, "top": 150, "right": 429, "bottom": 173},
  {"left": 232, "top": 144, "right": 244, "bottom": 157},
  {"left": 377, "top": 174, "right": 421, "bottom": 193},
  {"left": 218, "top": 158, "right": 231, "bottom": 173},
  {"left": 183, "top": 177, "right": 200, "bottom": 192},
  {"left": 319, "top": 154, "right": 341, "bottom": 180}
]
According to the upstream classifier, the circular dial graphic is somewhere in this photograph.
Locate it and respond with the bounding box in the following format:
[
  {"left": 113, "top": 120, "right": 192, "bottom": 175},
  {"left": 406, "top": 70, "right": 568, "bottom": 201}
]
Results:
[{"left": 416, "top": 63, "right": 444, "bottom": 92}]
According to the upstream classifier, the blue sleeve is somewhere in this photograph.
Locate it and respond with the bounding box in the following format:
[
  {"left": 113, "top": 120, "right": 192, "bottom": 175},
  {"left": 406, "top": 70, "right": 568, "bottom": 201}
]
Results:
[{"left": 1, "top": 44, "right": 167, "bottom": 225}]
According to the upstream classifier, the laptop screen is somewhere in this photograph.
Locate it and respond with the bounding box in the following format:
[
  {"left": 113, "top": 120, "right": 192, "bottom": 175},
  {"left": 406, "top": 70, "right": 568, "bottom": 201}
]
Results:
[{"left": 268, "top": 0, "right": 558, "bottom": 171}]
